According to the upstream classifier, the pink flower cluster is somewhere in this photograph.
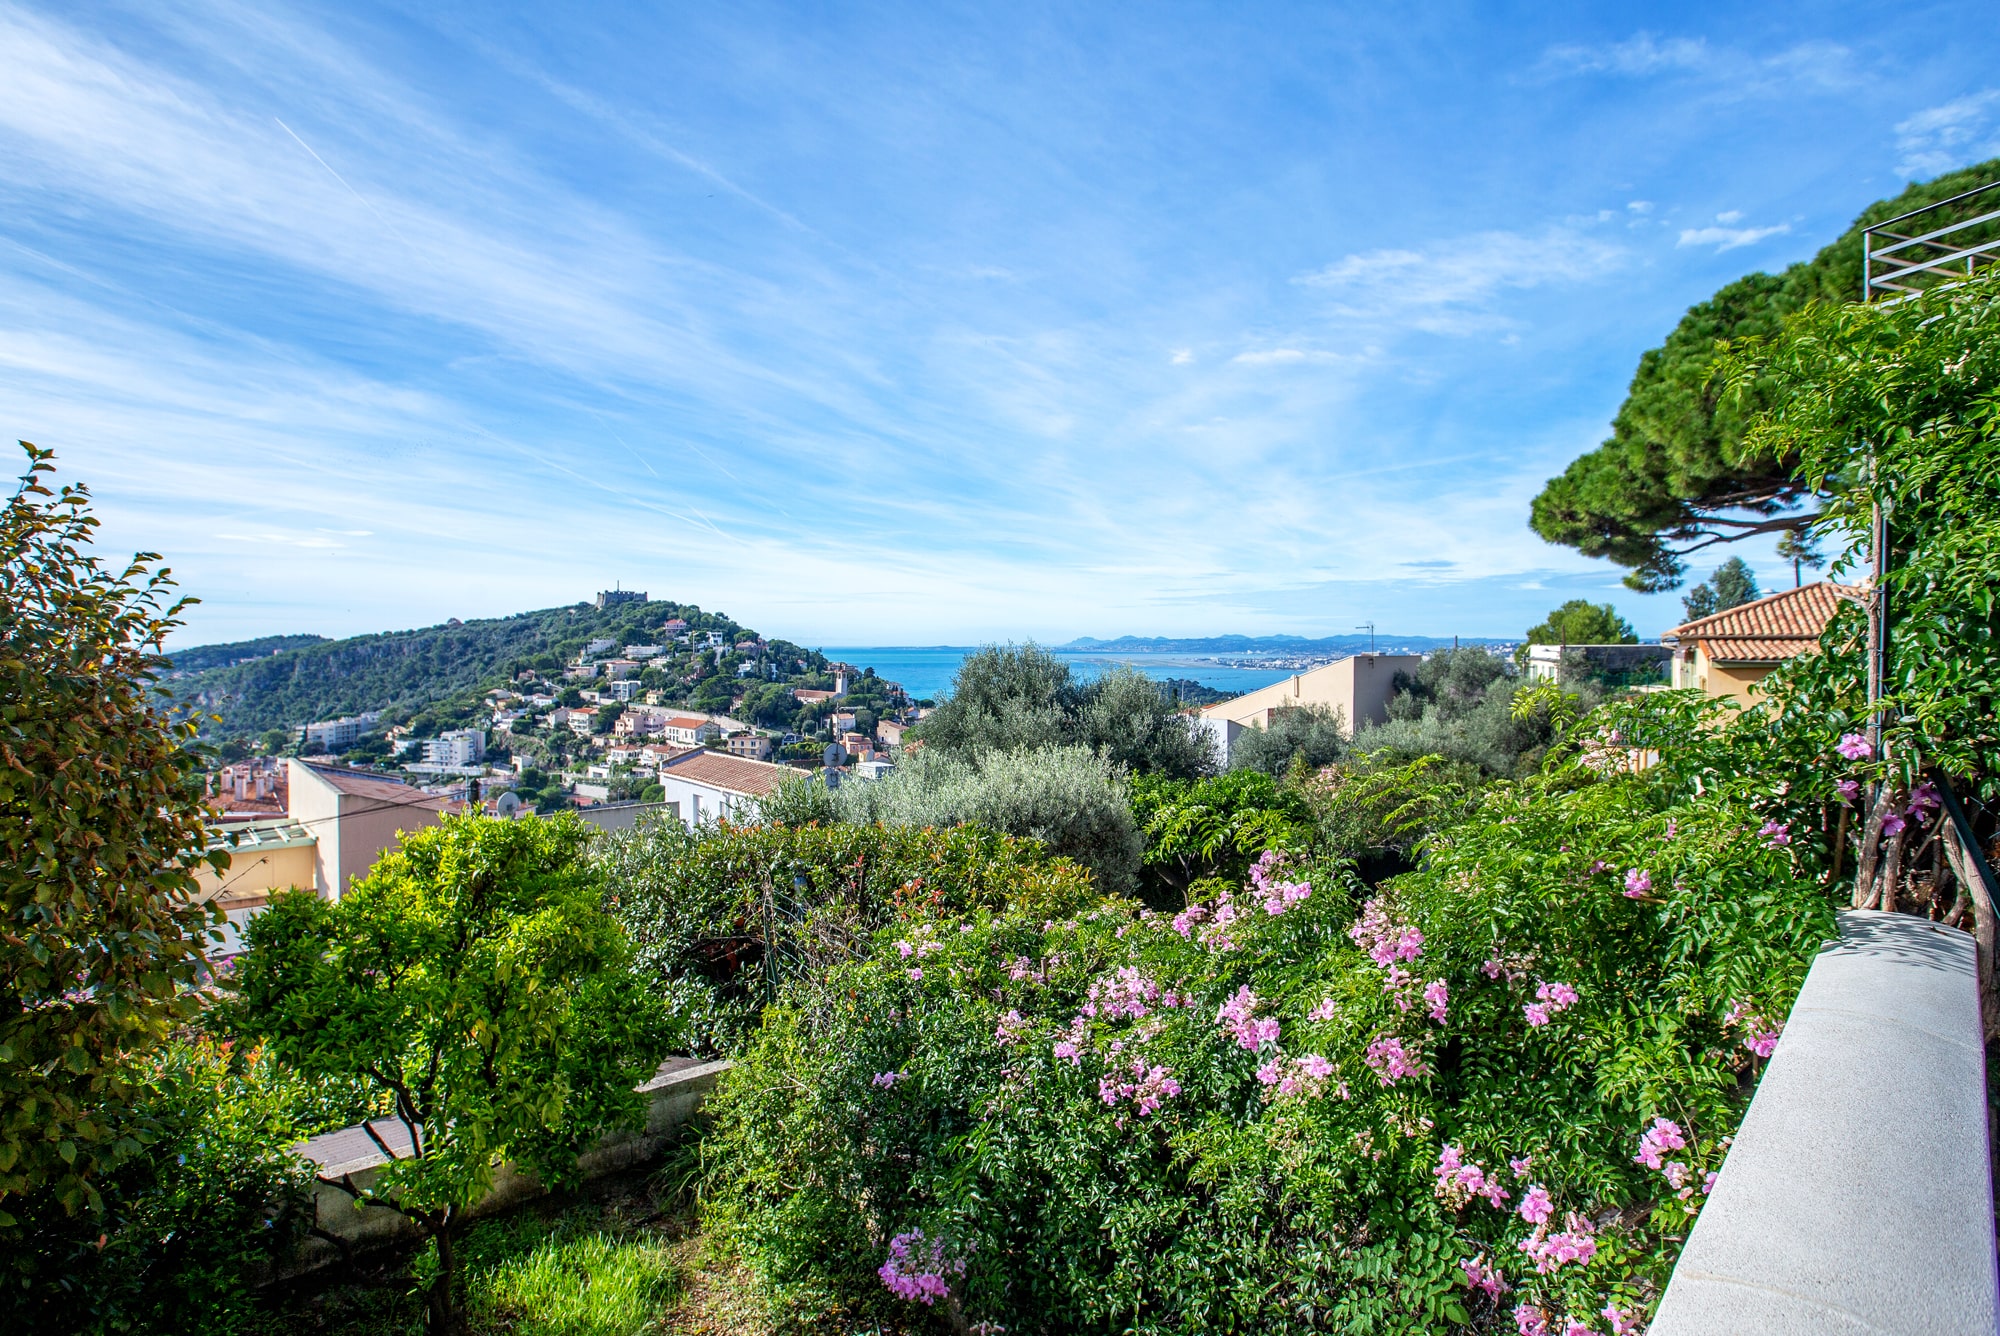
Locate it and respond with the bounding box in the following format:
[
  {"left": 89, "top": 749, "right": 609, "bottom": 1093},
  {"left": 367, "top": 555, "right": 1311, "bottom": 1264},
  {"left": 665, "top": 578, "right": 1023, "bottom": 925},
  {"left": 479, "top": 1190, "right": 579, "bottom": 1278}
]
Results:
[
  {"left": 872, "top": 1070, "right": 906, "bottom": 1089},
  {"left": 1249, "top": 850, "right": 1311, "bottom": 915},
  {"left": 1424, "top": 978, "right": 1449, "bottom": 1024},
  {"left": 1517, "top": 1183, "right": 1553, "bottom": 1225},
  {"left": 1460, "top": 1254, "right": 1506, "bottom": 1299},
  {"left": 1601, "top": 1306, "right": 1644, "bottom": 1335},
  {"left": 1051, "top": 1014, "right": 1091, "bottom": 1066},
  {"left": 1256, "top": 1051, "right": 1338, "bottom": 1097},
  {"left": 1517, "top": 1213, "right": 1598, "bottom": 1274},
  {"left": 877, "top": 1230, "right": 962, "bottom": 1304},
  {"left": 1217, "top": 985, "right": 1281, "bottom": 1051},
  {"left": 1513, "top": 1304, "right": 1549, "bottom": 1336},
  {"left": 1633, "top": 1117, "right": 1685, "bottom": 1171},
  {"left": 1759, "top": 820, "right": 1791, "bottom": 848},
  {"left": 1835, "top": 732, "right": 1872, "bottom": 761},
  {"left": 1523, "top": 981, "right": 1578, "bottom": 1028},
  {"left": 1306, "top": 996, "right": 1339, "bottom": 1022},
  {"left": 1363, "top": 1035, "right": 1426, "bottom": 1086},
  {"left": 1349, "top": 897, "right": 1424, "bottom": 966},
  {"left": 1623, "top": 868, "right": 1651, "bottom": 898},
  {"left": 1006, "top": 955, "right": 1042, "bottom": 983},
  {"left": 1169, "top": 903, "right": 1206, "bottom": 938},
  {"left": 894, "top": 937, "right": 943, "bottom": 959},
  {"left": 994, "top": 1009, "right": 1028, "bottom": 1045},
  {"left": 1836, "top": 778, "right": 1861, "bottom": 803},
  {"left": 1724, "top": 1000, "right": 1781, "bottom": 1058},
  {"left": 1434, "top": 1144, "right": 1510, "bottom": 1209},
  {"left": 1098, "top": 1058, "right": 1181, "bottom": 1116},
  {"left": 1083, "top": 966, "right": 1160, "bottom": 1021}
]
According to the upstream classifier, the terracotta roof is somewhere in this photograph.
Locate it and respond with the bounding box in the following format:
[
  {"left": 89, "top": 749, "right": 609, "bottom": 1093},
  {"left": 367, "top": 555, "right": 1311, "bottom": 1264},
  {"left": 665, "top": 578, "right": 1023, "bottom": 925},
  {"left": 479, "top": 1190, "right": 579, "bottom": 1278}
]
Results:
[
  {"left": 658, "top": 750, "right": 793, "bottom": 797},
  {"left": 1664, "top": 582, "right": 1862, "bottom": 664},
  {"left": 664, "top": 715, "right": 713, "bottom": 729}
]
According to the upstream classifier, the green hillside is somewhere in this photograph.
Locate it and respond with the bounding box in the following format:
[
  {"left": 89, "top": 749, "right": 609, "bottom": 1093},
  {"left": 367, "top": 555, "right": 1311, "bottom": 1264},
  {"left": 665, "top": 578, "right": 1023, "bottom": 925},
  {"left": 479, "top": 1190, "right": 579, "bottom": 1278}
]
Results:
[
  {"left": 164, "top": 634, "right": 329, "bottom": 674},
  {"left": 167, "top": 599, "right": 816, "bottom": 739}
]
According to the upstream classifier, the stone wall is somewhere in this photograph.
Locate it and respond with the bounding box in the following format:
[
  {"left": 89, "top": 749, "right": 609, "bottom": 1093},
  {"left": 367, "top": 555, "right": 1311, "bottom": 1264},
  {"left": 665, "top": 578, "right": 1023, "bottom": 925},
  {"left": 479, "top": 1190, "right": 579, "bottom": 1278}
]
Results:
[{"left": 285, "top": 1056, "right": 729, "bottom": 1274}]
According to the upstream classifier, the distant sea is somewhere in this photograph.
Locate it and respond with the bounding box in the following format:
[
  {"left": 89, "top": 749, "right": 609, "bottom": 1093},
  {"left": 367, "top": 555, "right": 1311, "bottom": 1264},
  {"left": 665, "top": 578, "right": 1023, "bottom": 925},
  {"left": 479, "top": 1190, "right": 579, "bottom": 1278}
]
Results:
[{"left": 817, "top": 646, "right": 1303, "bottom": 702}]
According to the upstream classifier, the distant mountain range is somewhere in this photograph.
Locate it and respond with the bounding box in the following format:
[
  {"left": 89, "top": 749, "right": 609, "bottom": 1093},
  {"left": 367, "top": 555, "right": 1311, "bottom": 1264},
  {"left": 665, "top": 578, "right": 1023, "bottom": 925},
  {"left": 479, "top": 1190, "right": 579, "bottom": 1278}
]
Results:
[{"left": 1057, "top": 633, "right": 1512, "bottom": 655}]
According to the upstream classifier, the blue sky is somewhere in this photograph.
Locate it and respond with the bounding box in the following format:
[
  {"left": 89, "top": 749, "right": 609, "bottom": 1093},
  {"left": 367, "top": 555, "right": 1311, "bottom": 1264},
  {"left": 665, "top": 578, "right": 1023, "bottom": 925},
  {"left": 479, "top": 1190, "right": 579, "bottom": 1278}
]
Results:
[{"left": 3, "top": 2, "right": 1998, "bottom": 648}]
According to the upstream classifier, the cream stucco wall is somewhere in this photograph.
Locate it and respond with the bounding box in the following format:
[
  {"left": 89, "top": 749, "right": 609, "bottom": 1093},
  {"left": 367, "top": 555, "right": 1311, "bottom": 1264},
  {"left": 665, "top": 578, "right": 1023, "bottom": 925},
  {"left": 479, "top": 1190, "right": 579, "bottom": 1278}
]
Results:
[
  {"left": 1684, "top": 650, "right": 1774, "bottom": 709},
  {"left": 1201, "top": 654, "right": 1422, "bottom": 735}
]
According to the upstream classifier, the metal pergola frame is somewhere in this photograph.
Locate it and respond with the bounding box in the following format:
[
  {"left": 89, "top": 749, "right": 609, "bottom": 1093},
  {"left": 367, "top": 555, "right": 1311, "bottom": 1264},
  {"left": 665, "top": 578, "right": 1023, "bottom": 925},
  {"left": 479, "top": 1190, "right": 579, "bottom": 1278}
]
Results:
[{"left": 1863, "top": 179, "right": 2000, "bottom": 303}]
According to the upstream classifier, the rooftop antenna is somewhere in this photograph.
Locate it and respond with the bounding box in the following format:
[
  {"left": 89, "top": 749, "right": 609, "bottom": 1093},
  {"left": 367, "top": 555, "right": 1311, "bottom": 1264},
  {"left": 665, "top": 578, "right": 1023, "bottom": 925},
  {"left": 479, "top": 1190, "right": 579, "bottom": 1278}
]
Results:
[{"left": 1356, "top": 622, "right": 1376, "bottom": 653}]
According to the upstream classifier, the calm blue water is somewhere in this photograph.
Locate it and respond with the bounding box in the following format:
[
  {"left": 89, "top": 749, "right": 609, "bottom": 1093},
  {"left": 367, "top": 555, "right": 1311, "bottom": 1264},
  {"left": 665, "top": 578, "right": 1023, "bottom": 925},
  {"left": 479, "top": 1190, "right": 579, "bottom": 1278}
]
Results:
[{"left": 817, "top": 646, "right": 1299, "bottom": 702}]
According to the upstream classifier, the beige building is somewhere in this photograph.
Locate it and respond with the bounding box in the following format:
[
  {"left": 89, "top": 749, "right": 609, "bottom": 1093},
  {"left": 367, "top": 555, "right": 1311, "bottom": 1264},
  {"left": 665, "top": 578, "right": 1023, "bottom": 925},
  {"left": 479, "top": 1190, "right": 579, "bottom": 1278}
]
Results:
[
  {"left": 1198, "top": 653, "right": 1422, "bottom": 765},
  {"left": 1662, "top": 582, "right": 1858, "bottom": 707},
  {"left": 286, "top": 760, "right": 454, "bottom": 900},
  {"left": 190, "top": 818, "right": 319, "bottom": 956}
]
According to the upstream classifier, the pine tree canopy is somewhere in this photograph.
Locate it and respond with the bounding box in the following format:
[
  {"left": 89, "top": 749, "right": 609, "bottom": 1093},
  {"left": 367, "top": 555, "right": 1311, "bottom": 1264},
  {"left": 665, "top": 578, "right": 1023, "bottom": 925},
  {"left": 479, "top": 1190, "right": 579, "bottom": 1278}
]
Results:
[{"left": 1529, "top": 158, "right": 2000, "bottom": 592}]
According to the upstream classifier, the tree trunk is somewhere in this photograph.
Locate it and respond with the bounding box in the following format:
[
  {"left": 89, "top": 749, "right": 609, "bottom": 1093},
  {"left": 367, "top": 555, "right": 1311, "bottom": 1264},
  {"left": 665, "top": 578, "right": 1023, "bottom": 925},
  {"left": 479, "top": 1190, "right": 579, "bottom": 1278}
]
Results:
[
  {"left": 1853, "top": 784, "right": 1895, "bottom": 909},
  {"left": 426, "top": 1213, "right": 461, "bottom": 1336},
  {"left": 1874, "top": 821, "right": 1908, "bottom": 914},
  {"left": 1944, "top": 824, "right": 2000, "bottom": 1043}
]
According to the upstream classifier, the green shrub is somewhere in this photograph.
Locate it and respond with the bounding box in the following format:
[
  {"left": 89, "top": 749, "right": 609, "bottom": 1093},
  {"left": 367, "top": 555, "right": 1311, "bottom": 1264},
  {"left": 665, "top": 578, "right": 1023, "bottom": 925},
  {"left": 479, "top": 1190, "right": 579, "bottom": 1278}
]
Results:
[
  {"left": 597, "top": 815, "right": 1100, "bottom": 1055},
  {"left": 834, "top": 745, "right": 1143, "bottom": 896},
  {"left": 705, "top": 700, "right": 1834, "bottom": 1333},
  {"left": 1, "top": 1036, "right": 317, "bottom": 1336}
]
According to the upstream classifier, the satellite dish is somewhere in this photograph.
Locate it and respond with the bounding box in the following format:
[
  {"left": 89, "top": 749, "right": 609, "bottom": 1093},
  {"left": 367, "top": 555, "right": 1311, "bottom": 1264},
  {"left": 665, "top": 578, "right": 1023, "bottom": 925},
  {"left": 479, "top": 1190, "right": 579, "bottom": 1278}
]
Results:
[{"left": 495, "top": 791, "right": 522, "bottom": 817}]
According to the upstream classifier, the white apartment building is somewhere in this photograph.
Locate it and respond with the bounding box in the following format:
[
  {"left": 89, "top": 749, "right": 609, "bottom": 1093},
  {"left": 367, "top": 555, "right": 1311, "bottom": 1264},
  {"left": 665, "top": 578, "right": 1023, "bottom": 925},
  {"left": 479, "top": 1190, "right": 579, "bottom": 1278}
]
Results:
[
  {"left": 299, "top": 712, "right": 382, "bottom": 751},
  {"left": 421, "top": 729, "right": 486, "bottom": 767},
  {"left": 662, "top": 716, "right": 723, "bottom": 746},
  {"left": 624, "top": 644, "right": 665, "bottom": 660},
  {"left": 584, "top": 637, "right": 616, "bottom": 656}
]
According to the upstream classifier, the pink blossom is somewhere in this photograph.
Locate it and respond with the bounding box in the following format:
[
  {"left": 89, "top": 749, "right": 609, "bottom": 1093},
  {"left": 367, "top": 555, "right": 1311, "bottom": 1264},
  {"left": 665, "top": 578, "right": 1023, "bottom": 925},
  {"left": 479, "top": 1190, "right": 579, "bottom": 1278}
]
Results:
[
  {"left": 1170, "top": 903, "right": 1207, "bottom": 937},
  {"left": 1007, "top": 955, "right": 1038, "bottom": 982},
  {"left": 1836, "top": 732, "right": 1872, "bottom": 761},
  {"left": 1523, "top": 1003, "right": 1551, "bottom": 1027},
  {"left": 1509, "top": 1156, "right": 1532, "bottom": 1177},
  {"left": 1518, "top": 1218, "right": 1598, "bottom": 1273},
  {"left": 1663, "top": 817, "right": 1678, "bottom": 841},
  {"left": 1759, "top": 820, "right": 1791, "bottom": 848},
  {"left": 1514, "top": 1305, "right": 1550, "bottom": 1336},
  {"left": 1908, "top": 781, "right": 1940, "bottom": 819},
  {"left": 1745, "top": 1025, "right": 1780, "bottom": 1058},
  {"left": 1217, "top": 986, "right": 1280, "bottom": 1050},
  {"left": 1623, "top": 868, "right": 1652, "bottom": 898},
  {"left": 1634, "top": 1117, "right": 1687, "bottom": 1171},
  {"left": 1363, "top": 1036, "right": 1425, "bottom": 1085},
  {"left": 1881, "top": 811, "right": 1907, "bottom": 840},
  {"left": 1256, "top": 1058, "right": 1284, "bottom": 1086},
  {"left": 1307, "top": 997, "right": 1338, "bottom": 1022},
  {"left": 1483, "top": 956, "right": 1506, "bottom": 980},
  {"left": 1297, "top": 1053, "right": 1333, "bottom": 1079},
  {"left": 994, "top": 1009, "right": 1028, "bottom": 1045},
  {"left": 1562, "top": 1321, "right": 1601, "bottom": 1336},
  {"left": 908, "top": 968, "right": 923, "bottom": 981},
  {"left": 895, "top": 940, "right": 915, "bottom": 958},
  {"left": 1702, "top": 1170, "right": 1718, "bottom": 1195},
  {"left": 1836, "top": 778, "right": 1860, "bottom": 803},
  {"left": 1350, "top": 898, "right": 1423, "bottom": 965},
  {"left": 872, "top": 1071, "right": 905, "bottom": 1089},
  {"left": 1100, "top": 1058, "right": 1181, "bottom": 1116},
  {"left": 878, "top": 1230, "right": 962, "bottom": 1304},
  {"left": 1424, "top": 979, "right": 1449, "bottom": 1024},
  {"left": 1460, "top": 1255, "right": 1506, "bottom": 1298},
  {"left": 1517, "top": 1183, "right": 1553, "bottom": 1225},
  {"left": 1537, "top": 981, "right": 1578, "bottom": 1009},
  {"left": 1601, "top": 1306, "right": 1644, "bottom": 1336}
]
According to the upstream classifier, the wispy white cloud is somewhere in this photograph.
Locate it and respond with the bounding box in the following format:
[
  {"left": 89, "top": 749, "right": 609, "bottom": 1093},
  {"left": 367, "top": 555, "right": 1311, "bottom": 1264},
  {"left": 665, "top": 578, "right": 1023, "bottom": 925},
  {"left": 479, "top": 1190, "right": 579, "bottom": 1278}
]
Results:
[
  {"left": 1532, "top": 34, "right": 1857, "bottom": 94},
  {"left": 1676, "top": 223, "right": 1791, "bottom": 252},
  {"left": 1292, "top": 228, "right": 1624, "bottom": 332},
  {"left": 1715, "top": 210, "right": 1743, "bottom": 224},
  {"left": 1895, "top": 90, "right": 2000, "bottom": 178}
]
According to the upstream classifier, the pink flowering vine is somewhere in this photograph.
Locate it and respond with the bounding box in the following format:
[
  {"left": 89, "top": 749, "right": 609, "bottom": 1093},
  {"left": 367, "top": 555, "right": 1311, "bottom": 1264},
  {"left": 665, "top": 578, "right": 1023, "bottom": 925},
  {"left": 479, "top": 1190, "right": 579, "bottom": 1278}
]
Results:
[
  {"left": 1517, "top": 1183, "right": 1553, "bottom": 1225},
  {"left": 1518, "top": 1214, "right": 1598, "bottom": 1273},
  {"left": 1098, "top": 1058, "right": 1181, "bottom": 1116},
  {"left": 1434, "top": 1143, "right": 1510, "bottom": 1209},
  {"left": 1634, "top": 1117, "right": 1686, "bottom": 1171},
  {"left": 1601, "top": 1305, "right": 1644, "bottom": 1335},
  {"left": 1759, "top": 820, "right": 1790, "bottom": 848},
  {"left": 1217, "top": 985, "right": 1281, "bottom": 1051},
  {"left": 1424, "top": 979, "right": 1449, "bottom": 1024},
  {"left": 1350, "top": 897, "right": 1423, "bottom": 966},
  {"left": 1249, "top": 849, "right": 1312, "bottom": 914},
  {"left": 1363, "top": 1035, "right": 1426, "bottom": 1085},
  {"left": 994, "top": 1009, "right": 1028, "bottom": 1045},
  {"left": 872, "top": 1071, "right": 906, "bottom": 1089},
  {"left": 1307, "top": 996, "right": 1338, "bottom": 1022},
  {"left": 1623, "top": 868, "right": 1651, "bottom": 898},
  {"left": 1836, "top": 778, "right": 1860, "bottom": 803},
  {"left": 1515, "top": 1304, "right": 1550, "bottom": 1336},
  {"left": 1523, "top": 981, "right": 1578, "bottom": 1028},
  {"left": 878, "top": 1229, "right": 963, "bottom": 1303},
  {"left": 1460, "top": 1254, "right": 1506, "bottom": 1298},
  {"left": 1836, "top": 732, "right": 1872, "bottom": 761}
]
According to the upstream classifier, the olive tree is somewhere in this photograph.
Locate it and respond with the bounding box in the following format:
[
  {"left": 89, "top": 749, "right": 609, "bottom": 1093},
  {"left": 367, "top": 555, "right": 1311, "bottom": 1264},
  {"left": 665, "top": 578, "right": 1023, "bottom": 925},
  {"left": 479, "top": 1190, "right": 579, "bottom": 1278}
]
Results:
[
  {"left": 0, "top": 443, "right": 223, "bottom": 1227},
  {"left": 232, "top": 812, "right": 676, "bottom": 1335}
]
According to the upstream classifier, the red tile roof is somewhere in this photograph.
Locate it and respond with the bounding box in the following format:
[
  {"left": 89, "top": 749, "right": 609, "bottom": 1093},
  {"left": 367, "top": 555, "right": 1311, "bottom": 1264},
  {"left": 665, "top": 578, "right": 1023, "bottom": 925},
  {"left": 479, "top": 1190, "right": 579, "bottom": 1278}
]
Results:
[
  {"left": 1664, "top": 582, "right": 1862, "bottom": 664},
  {"left": 299, "top": 763, "right": 454, "bottom": 811},
  {"left": 658, "top": 750, "right": 793, "bottom": 797},
  {"left": 664, "top": 715, "right": 712, "bottom": 729}
]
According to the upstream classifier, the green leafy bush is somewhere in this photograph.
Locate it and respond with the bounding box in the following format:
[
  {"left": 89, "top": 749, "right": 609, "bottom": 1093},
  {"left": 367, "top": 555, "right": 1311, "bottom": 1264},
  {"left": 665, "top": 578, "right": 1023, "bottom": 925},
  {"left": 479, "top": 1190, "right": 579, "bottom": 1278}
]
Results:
[
  {"left": 598, "top": 815, "right": 1099, "bottom": 1055},
  {"left": 2, "top": 1036, "right": 317, "bottom": 1336},
  {"left": 705, "top": 700, "right": 1834, "bottom": 1334},
  {"left": 833, "top": 745, "right": 1144, "bottom": 896}
]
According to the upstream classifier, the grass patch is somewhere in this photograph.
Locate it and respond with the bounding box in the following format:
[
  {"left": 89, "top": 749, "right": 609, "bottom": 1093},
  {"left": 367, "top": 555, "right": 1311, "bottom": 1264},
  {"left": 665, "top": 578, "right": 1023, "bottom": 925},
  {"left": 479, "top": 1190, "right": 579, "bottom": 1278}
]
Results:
[{"left": 463, "top": 1215, "right": 680, "bottom": 1336}]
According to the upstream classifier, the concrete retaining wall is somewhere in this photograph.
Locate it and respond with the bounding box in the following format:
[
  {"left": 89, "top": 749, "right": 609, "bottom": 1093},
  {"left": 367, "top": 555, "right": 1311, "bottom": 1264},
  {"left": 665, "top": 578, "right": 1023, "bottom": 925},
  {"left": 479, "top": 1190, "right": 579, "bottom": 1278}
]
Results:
[
  {"left": 289, "top": 1056, "right": 729, "bottom": 1272},
  {"left": 1650, "top": 911, "right": 1998, "bottom": 1335}
]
